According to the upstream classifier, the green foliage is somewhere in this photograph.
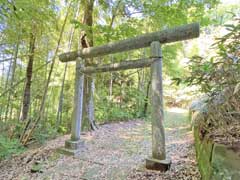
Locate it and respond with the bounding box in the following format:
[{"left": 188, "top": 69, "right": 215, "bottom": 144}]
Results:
[
  {"left": 0, "top": 135, "right": 25, "bottom": 160},
  {"left": 95, "top": 82, "right": 146, "bottom": 122},
  {"left": 143, "top": 0, "right": 219, "bottom": 29},
  {"left": 33, "top": 122, "right": 58, "bottom": 144},
  {"left": 175, "top": 18, "right": 240, "bottom": 94},
  {"left": 204, "top": 3, "right": 240, "bottom": 26},
  {"left": 1, "top": 0, "right": 238, "bottom": 149},
  {"left": 162, "top": 43, "right": 185, "bottom": 77}
]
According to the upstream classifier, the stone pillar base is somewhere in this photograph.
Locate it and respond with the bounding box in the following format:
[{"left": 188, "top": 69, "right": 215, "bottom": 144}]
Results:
[
  {"left": 58, "top": 140, "right": 84, "bottom": 156},
  {"left": 146, "top": 158, "right": 171, "bottom": 171}
]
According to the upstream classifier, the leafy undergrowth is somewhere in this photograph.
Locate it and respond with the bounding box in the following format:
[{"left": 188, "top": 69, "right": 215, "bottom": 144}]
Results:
[
  {"left": 183, "top": 19, "right": 240, "bottom": 146},
  {"left": 0, "top": 108, "right": 200, "bottom": 180},
  {"left": 0, "top": 135, "right": 25, "bottom": 160},
  {"left": 193, "top": 86, "right": 240, "bottom": 146}
]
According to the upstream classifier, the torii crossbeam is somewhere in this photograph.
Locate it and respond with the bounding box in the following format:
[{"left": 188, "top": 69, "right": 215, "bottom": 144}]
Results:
[{"left": 58, "top": 23, "right": 200, "bottom": 171}]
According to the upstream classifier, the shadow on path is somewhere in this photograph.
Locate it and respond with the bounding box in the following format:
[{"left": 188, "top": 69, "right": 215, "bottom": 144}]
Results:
[{"left": 0, "top": 108, "right": 200, "bottom": 180}]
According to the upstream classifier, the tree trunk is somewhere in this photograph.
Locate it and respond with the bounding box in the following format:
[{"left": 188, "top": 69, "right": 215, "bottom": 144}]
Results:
[
  {"left": 56, "top": 63, "right": 67, "bottom": 128},
  {"left": 109, "top": 56, "right": 113, "bottom": 98},
  {"left": 81, "top": 0, "right": 97, "bottom": 131},
  {"left": 56, "top": 2, "right": 80, "bottom": 129},
  {"left": 143, "top": 80, "right": 151, "bottom": 117},
  {"left": 4, "top": 56, "right": 12, "bottom": 90},
  {"left": 20, "top": 3, "right": 70, "bottom": 145},
  {"left": 20, "top": 32, "right": 36, "bottom": 121},
  {"left": 5, "top": 42, "right": 19, "bottom": 121},
  {"left": 107, "top": 1, "right": 122, "bottom": 100},
  {"left": 4, "top": 55, "right": 13, "bottom": 121},
  {"left": 1, "top": 61, "right": 5, "bottom": 87}
]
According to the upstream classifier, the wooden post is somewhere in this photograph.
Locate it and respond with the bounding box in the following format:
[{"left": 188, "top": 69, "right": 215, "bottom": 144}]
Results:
[
  {"left": 146, "top": 41, "right": 171, "bottom": 171},
  {"left": 59, "top": 58, "right": 84, "bottom": 155}
]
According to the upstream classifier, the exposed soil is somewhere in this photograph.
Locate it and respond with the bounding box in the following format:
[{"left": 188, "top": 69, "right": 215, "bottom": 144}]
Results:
[{"left": 0, "top": 109, "right": 200, "bottom": 180}]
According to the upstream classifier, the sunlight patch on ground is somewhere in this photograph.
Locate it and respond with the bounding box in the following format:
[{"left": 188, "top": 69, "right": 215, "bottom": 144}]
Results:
[
  {"left": 166, "top": 107, "right": 188, "bottom": 113},
  {"left": 165, "top": 125, "right": 190, "bottom": 131},
  {"left": 0, "top": 110, "right": 200, "bottom": 180}
]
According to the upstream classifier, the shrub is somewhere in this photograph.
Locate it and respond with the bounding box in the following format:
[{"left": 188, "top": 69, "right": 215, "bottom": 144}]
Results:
[
  {"left": 178, "top": 18, "right": 240, "bottom": 94},
  {"left": 0, "top": 135, "right": 25, "bottom": 160}
]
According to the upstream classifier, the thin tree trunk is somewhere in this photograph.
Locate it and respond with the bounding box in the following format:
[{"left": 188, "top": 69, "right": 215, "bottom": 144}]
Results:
[
  {"left": 107, "top": 1, "right": 121, "bottom": 100},
  {"left": 20, "top": 31, "right": 36, "bottom": 121},
  {"left": 140, "top": 49, "right": 146, "bottom": 91},
  {"left": 143, "top": 80, "right": 151, "bottom": 117},
  {"left": 4, "top": 57, "right": 12, "bottom": 90},
  {"left": 1, "top": 60, "right": 5, "bottom": 87},
  {"left": 20, "top": 3, "right": 71, "bottom": 145},
  {"left": 56, "top": 63, "right": 68, "bottom": 128},
  {"left": 138, "top": 50, "right": 146, "bottom": 114},
  {"left": 56, "top": 2, "right": 80, "bottom": 129},
  {"left": 41, "top": 40, "right": 50, "bottom": 123},
  {"left": 109, "top": 0, "right": 122, "bottom": 29},
  {"left": 5, "top": 42, "right": 19, "bottom": 121},
  {"left": 109, "top": 56, "right": 113, "bottom": 98},
  {"left": 0, "top": 61, "right": 51, "bottom": 98},
  {"left": 0, "top": 55, "right": 6, "bottom": 121},
  {"left": 4, "top": 56, "right": 13, "bottom": 121}
]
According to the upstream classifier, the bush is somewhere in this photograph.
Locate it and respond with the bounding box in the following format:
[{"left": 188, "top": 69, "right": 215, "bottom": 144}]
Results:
[
  {"left": 95, "top": 86, "right": 146, "bottom": 123},
  {"left": 0, "top": 135, "right": 25, "bottom": 160},
  {"left": 185, "top": 17, "right": 240, "bottom": 144},
  {"left": 177, "top": 18, "right": 240, "bottom": 94}
]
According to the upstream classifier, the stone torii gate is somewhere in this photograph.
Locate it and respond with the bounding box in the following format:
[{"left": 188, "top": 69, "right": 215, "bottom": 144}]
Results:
[{"left": 58, "top": 23, "right": 200, "bottom": 171}]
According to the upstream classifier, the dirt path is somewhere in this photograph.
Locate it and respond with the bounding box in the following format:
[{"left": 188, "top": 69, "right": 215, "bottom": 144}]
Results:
[{"left": 0, "top": 108, "right": 200, "bottom": 180}]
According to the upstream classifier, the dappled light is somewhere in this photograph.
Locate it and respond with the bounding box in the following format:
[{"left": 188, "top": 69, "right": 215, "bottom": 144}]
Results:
[
  {"left": 0, "top": 110, "right": 200, "bottom": 179},
  {"left": 0, "top": 0, "right": 239, "bottom": 179}
]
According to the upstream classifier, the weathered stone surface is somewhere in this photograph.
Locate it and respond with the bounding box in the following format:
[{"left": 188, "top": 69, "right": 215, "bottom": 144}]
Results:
[
  {"left": 150, "top": 41, "right": 166, "bottom": 160},
  {"left": 65, "top": 140, "right": 84, "bottom": 150},
  {"left": 145, "top": 158, "right": 171, "bottom": 171},
  {"left": 57, "top": 147, "right": 81, "bottom": 156},
  {"left": 58, "top": 140, "right": 84, "bottom": 156},
  {"left": 211, "top": 143, "right": 240, "bottom": 180},
  {"left": 192, "top": 106, "right": 240, "bottom": 180},
  {"left": 194, "top": 126, "right": 214, "bottom": 180},
  {"left": 189, "top": 97, "right": 208, "bottom": 127},
  {"left": 189, "top": 96, "right": 208, "bottom": 113},
  {"left": 71, "top": 58, "right": 84, "bottom": 141}
]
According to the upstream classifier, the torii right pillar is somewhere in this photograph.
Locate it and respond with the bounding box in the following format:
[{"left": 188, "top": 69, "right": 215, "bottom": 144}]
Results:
[{"left": 146, "top": 41, "right": 171, "bottom": 171}]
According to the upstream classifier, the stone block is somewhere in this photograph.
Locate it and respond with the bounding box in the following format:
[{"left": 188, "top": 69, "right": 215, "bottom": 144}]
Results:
[
  {"left": 193, "top": 120, "right": 240, "bottom": 180},
  {"left": 211, "top": 143, "right": 240, "bottom": 180},
  {"left": 146, "top": 158, "right": 171, "bottom": 171},
  {"left": 65, "top": 140, "right": 84, "bottom": 150},
  {"left": 58, "top": 139, "right": 84, "bottom": 156}
]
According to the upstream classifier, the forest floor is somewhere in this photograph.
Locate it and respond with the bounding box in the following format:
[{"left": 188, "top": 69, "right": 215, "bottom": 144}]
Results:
[{"left": 0, "top": 108, "right": 200, "bottom": 180}]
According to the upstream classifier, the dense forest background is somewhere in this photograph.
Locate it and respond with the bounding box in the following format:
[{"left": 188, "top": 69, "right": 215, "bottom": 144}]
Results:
[{"left": 0, "top": 0, "right": 239, "bottom": 159}]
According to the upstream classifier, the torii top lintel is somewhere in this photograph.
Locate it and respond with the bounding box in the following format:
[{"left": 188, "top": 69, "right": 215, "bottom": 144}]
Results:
[{"left": 59, "top": 23, "right": 200, "bottom": 62}]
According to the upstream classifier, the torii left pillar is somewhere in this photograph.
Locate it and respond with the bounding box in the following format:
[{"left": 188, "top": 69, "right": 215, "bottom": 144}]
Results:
[{"left": 59, "top": 58, "right": 84, "bottom": 155}]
